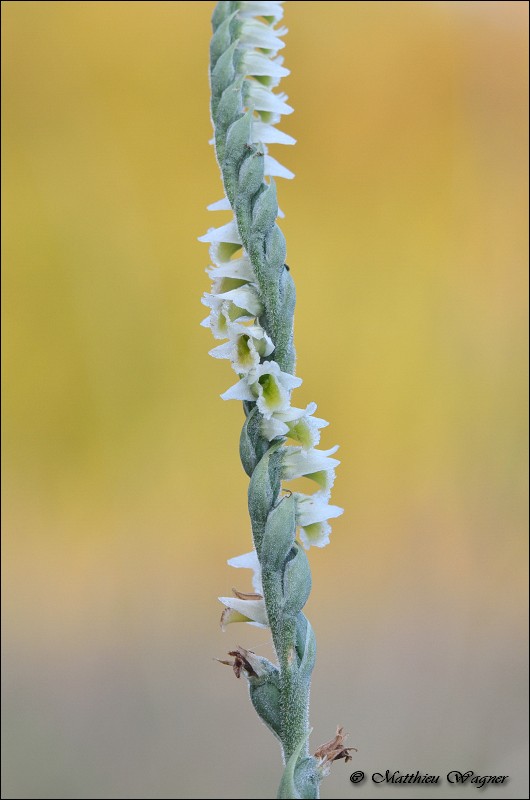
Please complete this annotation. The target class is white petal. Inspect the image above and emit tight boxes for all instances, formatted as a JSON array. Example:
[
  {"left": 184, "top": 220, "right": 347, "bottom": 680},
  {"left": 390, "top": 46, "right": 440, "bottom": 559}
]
[
  {"left": 252, "top": 122, "right": 296, "bottom": 146},
  {"left": 208, "top": 341, "right": 233, "bottom": 360},
  {"left": 207, "top": 197, "right": 231, "bottom": 211},
  {"left": 269, "top": 404, "right": 311, "bottom": 423},
  {"left": 256, "top": 329, "right": 275, "bottom": 356},
  {"left": 198, "top": 220, "right": 241, "bottom": 244},
  {"left": 207, "top": 258, "right": 255, "bottom": 282},
  {"left": 227, "top": 550, "right": 263, "bottom": 593},
  {"left": 201, "top": 292, "right": 221, "bottom": 310},
  {"left": 221, "top": 377, "right": 256, "bottom": 402},
  {"left": 227, "top": 551, "right": 259, "bottom": 570},
  {"left": 261, "top": 416, "right": 290, "bottom": 440},
  {"left": 253, "top": 361, "right": 302, "bottom": 390},
  {"left": 264, "top": 155, "right": 294, "bottom": 180},
  {"left": 244, "top": 51, "right": 290, "bottom": 78},
  {"left": 217, "top": 285, "right": 263, "bottom": 316}
]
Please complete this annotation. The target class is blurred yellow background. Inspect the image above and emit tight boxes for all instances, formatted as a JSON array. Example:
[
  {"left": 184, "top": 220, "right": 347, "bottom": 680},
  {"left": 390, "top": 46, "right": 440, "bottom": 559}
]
[{"left": 2, "top": 2, "right": 528, "bottom": 798}]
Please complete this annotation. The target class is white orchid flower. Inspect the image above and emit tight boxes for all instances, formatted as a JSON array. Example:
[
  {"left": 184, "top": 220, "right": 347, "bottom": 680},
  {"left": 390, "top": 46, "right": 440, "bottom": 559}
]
[
  {"left": 219, "top": 592, "right": 269, "bottom": 629},
  {"left": 282, "top": 445, "right": 340, "bottom": 481},
  {"left": 219, "top": 550, "right": 267, "bottom": 628},
  {"left": 295, "top": 492, "right": 344, "bottom": 550},
  {"left": 201, "top": 295, "right": 253, "bottom": 340},
  {"left": 221, "top": 360, "right": 302, "bottom": 418},
  {"left": 207, "top": 256, "right": 255, "bottom": 283},
  {"left": 261, "top": 401, "right": 329, "bottom": 448},
  {"left": 210, "top": 325, "right": 274, "bottom": 375}
]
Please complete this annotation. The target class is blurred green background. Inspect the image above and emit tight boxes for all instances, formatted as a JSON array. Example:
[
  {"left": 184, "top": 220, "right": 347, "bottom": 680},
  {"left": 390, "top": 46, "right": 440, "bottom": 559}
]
[{"left": 2, "top": 2, "right": 528, "bottom": 798}]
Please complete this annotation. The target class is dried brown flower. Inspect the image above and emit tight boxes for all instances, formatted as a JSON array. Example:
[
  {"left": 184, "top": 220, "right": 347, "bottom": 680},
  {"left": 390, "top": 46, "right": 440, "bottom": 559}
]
[
  {"left": 314, "top": 726, "right": 356, "bottom": 767},
  {"left": 216, "top": 646, "right": 260, "bottom": 679}
]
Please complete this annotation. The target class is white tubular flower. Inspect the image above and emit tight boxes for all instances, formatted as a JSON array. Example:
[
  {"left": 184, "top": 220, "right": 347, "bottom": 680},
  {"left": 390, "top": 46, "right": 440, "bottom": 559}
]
[
  {"left": 251, "top": 121, "right": 296, "bottom": 146},
  {"left": 219, "top": 590, "right": 268, "bottom": 629},
  {"left": 219, "top": 549, "right": 267, "bottom": 629},
  {"left": 282, "top": 445, "right": 340, "bottom": 482},
  {"left": 261, "top": 402, "right": 329, "bottom": 448},
  {"left": 200, "top": 301, "right": 235, "bottom": 340},
  {"left": 306, "top": 468, "right": 337, "bottom": 494},
  {"left": 212, "top": 285, "right": 263, "bottom": 317},
  {"left": 252, "top": 362, "right": 302, "bottom": 417},
  {"left": 245, "top": 83, "right": 293, "bottom": 117},
  {"left": 201, "top": 291, "right": 257, "bottom": 340},
  {"left": 295, "top": 492, "right": 344, "bottom": 550},
  {"left": 299, "top": 520, "right": 331, "bottom": 550},
  {"left": 239, "top": 20, "right": 286, "bottom": 51},
  {"left": 219, "top": 596, "right": 268, "bottom": 629},
  {"left": 243, "top": 51, "right": 290, "bottom": 79},
  {"left": 206, "top": 241, "right": 256, "bottom": 283},
  {"left": 210, "top": 325, "right": 274, "bottom": 375},
  {"left": 201, "top": 280, "right": 263, "bottom": 340},
  {"left": 221, "top": 361, "right": 302, "bottom": 417},
  {"left": 264, "top": 154, "right": 294, "bottom": 180}
]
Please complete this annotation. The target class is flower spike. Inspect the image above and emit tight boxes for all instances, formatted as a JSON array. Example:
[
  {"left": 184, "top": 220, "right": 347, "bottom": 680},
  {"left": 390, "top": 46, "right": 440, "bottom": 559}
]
[{"left": 201, "top": 3, "right": 346, "bottom": 795}]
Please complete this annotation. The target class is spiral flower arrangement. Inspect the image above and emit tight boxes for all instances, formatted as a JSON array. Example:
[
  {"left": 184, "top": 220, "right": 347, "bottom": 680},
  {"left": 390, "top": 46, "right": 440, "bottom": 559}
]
[{"left": 199, "top": 3, "right": 351, "bottom": 796}]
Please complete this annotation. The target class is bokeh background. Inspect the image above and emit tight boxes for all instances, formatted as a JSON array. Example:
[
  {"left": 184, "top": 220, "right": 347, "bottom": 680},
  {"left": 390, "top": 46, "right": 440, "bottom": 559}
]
[{"left": 2, "top": 1, "right": 528, "bottom": 798}]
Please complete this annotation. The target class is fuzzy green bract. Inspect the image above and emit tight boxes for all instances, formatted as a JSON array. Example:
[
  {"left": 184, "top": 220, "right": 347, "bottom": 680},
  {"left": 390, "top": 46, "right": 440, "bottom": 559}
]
[{"left": 199, "top": 2, "right": 344, "bottom": 797}]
